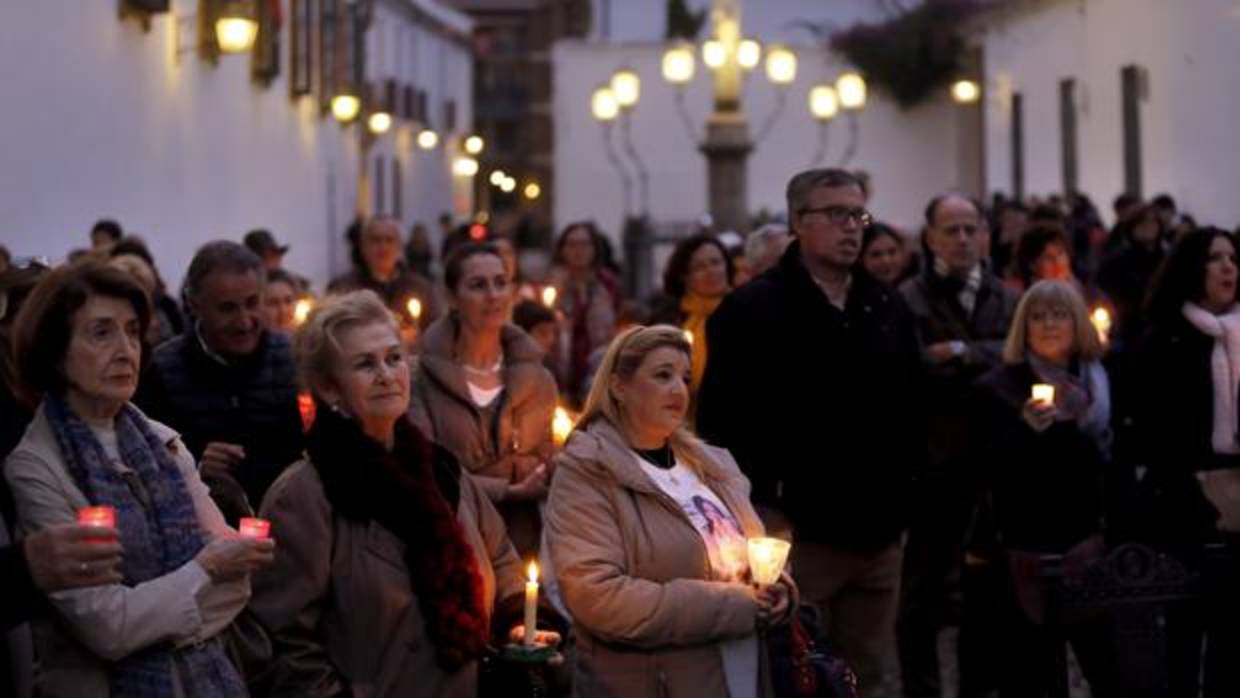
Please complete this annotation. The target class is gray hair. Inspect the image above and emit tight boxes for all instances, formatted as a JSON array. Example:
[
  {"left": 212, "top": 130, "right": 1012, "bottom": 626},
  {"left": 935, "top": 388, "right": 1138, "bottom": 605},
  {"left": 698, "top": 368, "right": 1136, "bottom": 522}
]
[
  {"left": 183, "top": 240, "right": 265, "bottom": 301},
  {"left": 785, "top": 168, "right": 863, "bottom": 223},
  {"left": 745, "top": 223, "right": 789, "bottom": 263}
]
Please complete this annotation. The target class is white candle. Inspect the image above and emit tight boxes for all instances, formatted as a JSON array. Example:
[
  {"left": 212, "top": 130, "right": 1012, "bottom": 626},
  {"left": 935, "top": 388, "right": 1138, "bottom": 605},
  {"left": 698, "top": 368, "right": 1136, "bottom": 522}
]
[
  {"left": 1032, "top": 383, "right": 1055, "bottom": 407},
  {"left": 523, "top": 561, "right": 539, "bottom": 646},
  {"left": 1090, "top": 307, "right": 1112, "bottom": 344},
  {"left": 747, "top": 537, "right": 792, "bottom": 588},
  {"left": 541, "top": 286, "right": 557, "bottom": 308},
  {"left": 238, "top": 517, "right": 271, "bottom": 539}
]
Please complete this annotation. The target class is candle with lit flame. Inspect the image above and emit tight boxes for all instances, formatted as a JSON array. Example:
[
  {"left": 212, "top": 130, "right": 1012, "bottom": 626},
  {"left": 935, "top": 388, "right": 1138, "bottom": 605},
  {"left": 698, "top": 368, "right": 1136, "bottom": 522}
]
[
  {"left": 523, "top": 561, "right": 539, "bottom": 646},
  {"left": 1031, "top": 383, "right": 1055, "bottom": 407},
  {"left": 552, "top": 406, "right": 574, "bottom": 447},
  {"left": 747, "top": 537, "right": 791, "bottom": 588},
  {"left": 78, "top": 506, "right": 116, "bottom": 530},
  {"left": 1090, "top": 307, "right": 1112, "bottom": 344},
  {"left": 293, "top": 297, "right": 314, "bottom": 326},
  {"left": 407, "top": 297, "right": 423, "bottom": 322},
  {"left": 298, "top": 391, "right": 316, "bottom": 432},
  {"left": 683, "top": 330, "right": 694, "bottom": 346},
  {"left": 541, "top": 286, "right": 557, "bottom": 308},
  {"left": 238, "top": 517, "right": 271, "bottom": 539}
]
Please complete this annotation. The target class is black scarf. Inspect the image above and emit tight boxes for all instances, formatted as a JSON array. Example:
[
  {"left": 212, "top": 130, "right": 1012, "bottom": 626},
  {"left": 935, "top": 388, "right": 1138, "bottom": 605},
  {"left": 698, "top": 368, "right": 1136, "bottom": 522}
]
[{"left": 305, "top": 405, "right": 489, "bottom": 670}]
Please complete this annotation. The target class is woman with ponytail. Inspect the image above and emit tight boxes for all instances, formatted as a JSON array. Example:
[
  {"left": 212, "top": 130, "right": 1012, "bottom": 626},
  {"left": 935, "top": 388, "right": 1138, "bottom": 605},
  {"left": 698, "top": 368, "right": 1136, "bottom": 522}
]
[{"left": 544, "top": 325, "right": 795, "bottom": 698}]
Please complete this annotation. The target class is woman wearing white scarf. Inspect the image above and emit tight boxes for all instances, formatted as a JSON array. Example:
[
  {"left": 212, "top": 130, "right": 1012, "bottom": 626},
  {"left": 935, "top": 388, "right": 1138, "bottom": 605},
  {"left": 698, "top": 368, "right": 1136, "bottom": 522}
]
[{"left": 1138, "top": 227, "right": 1240, "bottom": 696}]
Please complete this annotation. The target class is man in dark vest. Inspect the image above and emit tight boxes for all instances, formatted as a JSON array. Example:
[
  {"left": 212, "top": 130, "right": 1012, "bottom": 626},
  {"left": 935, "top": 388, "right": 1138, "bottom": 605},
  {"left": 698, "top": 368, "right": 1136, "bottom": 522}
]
[{"left": 137, "top": 241, "right": 303, "bottom": 521}]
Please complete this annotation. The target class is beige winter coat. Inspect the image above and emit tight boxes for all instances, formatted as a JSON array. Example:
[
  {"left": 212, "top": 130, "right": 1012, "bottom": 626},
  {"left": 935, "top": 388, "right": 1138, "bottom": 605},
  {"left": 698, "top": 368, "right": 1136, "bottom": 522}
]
[
  {"left": 409, "top": 318, "right": 558, "bottom": 554},
  {"left": 544, "top": 419, "right": 775, "bottom": 698},
  {"left": 3, "top": 403, "right": 249, "bottom": 698},
  {"left": 248, "top": 458, "right": 526, "bottom": 698}
]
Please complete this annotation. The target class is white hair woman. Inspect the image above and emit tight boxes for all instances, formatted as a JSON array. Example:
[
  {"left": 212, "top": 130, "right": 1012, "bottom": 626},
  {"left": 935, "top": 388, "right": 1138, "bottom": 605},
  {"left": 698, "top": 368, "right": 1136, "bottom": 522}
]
[
  {"left": 544, "top": 324, "right": 794, "bottom": 697},
  {"left": 249, "top": 290, "right": 561, "bottom": 697}
]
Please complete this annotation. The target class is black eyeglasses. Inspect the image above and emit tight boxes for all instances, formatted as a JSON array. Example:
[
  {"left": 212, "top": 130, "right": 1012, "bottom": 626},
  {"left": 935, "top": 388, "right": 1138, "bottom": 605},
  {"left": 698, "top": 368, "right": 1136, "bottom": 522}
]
[{"left": 799, "top": 206, "right": 872, "bottom": 228}]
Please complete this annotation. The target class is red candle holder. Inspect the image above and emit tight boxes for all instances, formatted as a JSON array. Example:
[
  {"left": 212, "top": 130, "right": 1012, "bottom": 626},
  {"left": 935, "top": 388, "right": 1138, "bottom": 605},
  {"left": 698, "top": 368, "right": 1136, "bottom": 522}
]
[
  {"left": 77, "top": 506, "right": 116, "bottom": 529},
  {"left": 238, "top": 517, "right": 271, "bottom": 539}
]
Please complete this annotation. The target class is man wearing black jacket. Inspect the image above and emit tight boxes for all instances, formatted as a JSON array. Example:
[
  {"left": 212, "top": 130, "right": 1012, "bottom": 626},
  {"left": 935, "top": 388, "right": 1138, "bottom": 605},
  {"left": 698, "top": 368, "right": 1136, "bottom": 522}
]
[{"left": 697, "top": 168, "right": 921, "bottom": 697}]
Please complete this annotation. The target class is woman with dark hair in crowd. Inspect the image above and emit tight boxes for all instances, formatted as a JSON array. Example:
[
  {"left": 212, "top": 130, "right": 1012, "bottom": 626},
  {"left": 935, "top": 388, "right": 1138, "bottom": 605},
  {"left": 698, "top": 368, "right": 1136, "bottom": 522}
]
[
  {"left": 861, "top": 222, "right": 912, "bottom": 289},
  {"left": 408, "top": 243, "right": 559, "bottom": 556},
  {"left": 261, "top": 268, "right": 301, "bottom": 334},
  {"left": 548, "top": 222, "right": 622, "bottom": 405},
  {"left": 250, "top": 290, "right": 561, "bottom": 697},
  {"left": 1136, "top": 227, "right": 1240, "bottom": 696},
  {"left": 108, "top": 236, "right": 185, "bottom": 345},
  {"left": 1098, "top": 203, "right": 1167, "bottom": 350},
  {"left": 1013, "top": 224, "right": 1115, "bottom": 326},
  {"left": 649, "top": 234, "right": 734, "bottom": 406},
  {"left": 5, "top": 261, "right": 273, "bottom": 697},
  {"left": 545, "top": 325, "right": 794, "bottom": 698},
  {"left": 973, "top": 279, "right": 1116, "bottom": 697}
]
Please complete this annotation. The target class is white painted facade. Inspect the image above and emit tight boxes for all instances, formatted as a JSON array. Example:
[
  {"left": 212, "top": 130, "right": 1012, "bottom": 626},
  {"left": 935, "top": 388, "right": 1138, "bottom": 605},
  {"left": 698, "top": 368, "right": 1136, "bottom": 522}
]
[
  {"left": 978, "top": 0, "right": 1240, "bottom": 228},
  {"left": 552, "top": 39, "right": 972, "bottom": 241},
  {"left": 0, "top": 0, "right": 472, "bottom": 290}
]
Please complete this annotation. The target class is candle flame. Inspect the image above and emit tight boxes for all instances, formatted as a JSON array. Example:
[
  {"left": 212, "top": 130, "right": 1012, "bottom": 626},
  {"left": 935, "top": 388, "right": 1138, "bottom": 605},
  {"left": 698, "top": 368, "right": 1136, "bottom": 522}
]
[
  {"left": 527, "top": 561, "right": 539, "bottom": 583},
  {"left": 407, "top": 297, "right": 423, "bottom": 320},
  {"left": 1032, "top": 383, "right": 1056, "bottom": 406},
  {"left": 552, "top": 406, "right": 574, "bottom": 446},
  {"left": 293, "top": 298, "right": 314, "bottom": 326},
  {"left": 541, "top": 286, "right": 557, "bottom": 308},
  {"left": 1090, "top": 307, "right": 1111, "bottom": 342},
  {"left": 683, "top": 330, "right": 694, "bottom": 346}
]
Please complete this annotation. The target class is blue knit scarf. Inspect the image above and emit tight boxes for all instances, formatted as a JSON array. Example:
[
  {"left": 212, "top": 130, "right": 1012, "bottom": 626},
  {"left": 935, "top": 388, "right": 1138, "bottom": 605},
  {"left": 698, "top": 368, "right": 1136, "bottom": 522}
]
[{"left": 44, "top": 395, "right": 247, "bottom": 698}]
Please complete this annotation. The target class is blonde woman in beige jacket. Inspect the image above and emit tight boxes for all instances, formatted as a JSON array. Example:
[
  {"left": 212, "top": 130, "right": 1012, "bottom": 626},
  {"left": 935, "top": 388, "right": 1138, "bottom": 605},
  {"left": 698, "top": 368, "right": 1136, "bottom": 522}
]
[{"left": 544, "top": 325, "right": 795, "bottom": 698}]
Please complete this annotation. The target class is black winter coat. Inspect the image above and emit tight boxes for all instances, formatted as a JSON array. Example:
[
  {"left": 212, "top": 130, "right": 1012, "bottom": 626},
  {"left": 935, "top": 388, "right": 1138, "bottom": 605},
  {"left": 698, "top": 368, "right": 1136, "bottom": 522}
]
[
  {"left": 135, "top": 330, "right": 304, "bottom": 513},
  {"left": 696, "top": 242, "right": 922, "bottom": 552},
  {"left": 973, "top": 363, "right": 1108, "bottom": 553},
  {"left": 899, "top": 267, "right": 1018, "bottom": 472},
  {"left": 1133, "top": 315, "right": 1234, "bottom": 548}
]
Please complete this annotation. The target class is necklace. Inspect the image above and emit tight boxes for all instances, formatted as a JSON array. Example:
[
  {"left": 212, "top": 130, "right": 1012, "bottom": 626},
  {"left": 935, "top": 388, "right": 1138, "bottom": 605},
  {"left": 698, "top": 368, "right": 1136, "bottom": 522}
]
[{"left": 462, "top": 352, "right": 503, "bottom": 376}]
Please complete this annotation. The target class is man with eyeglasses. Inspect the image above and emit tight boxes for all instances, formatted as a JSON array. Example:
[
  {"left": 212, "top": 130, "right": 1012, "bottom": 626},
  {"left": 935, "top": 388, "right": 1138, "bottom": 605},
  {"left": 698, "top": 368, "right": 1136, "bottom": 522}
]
[
  {"left": 697, "top": 168, "right": 921, "bottom": 697},
  {"left": 895, "top": 192, "right": 1017, "bottom": 698}
]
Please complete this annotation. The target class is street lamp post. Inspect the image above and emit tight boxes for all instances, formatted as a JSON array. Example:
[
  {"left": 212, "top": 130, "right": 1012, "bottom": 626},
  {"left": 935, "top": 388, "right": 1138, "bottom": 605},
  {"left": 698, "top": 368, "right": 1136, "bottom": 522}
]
[{"left": 699, "top": 0, "right": 750, "bottom": 232}]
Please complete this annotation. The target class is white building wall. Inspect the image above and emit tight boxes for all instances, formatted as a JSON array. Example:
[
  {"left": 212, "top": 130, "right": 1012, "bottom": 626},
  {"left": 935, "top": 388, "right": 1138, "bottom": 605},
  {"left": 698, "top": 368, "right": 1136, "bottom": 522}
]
[
  {"left": 0, "top": 0, "right": 472, "bottom": 290},
  {"left": 553, "top": 40, "right": 967, "bottom": 245},
  {"left": 981, "top": 0, "right": 1240, "bottom": 228}
]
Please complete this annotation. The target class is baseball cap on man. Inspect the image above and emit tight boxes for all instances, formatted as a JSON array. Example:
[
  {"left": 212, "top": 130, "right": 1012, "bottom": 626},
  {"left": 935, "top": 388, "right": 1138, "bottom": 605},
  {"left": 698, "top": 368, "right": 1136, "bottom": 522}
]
[{"left": 243, "top": 229, "right": 289, "bottom": 257}]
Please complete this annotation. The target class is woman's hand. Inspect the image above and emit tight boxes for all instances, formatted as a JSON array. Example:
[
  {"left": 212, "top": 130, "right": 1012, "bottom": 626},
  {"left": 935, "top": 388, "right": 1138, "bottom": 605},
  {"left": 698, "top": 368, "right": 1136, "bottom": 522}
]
[
  {"left": 1021, "top": 397, "right": 1056, "bottom": 433},
  {"left": 24, "top": 524, "right": 124, "bottom": 592},
  {"left": 506, "top": 464, "right": 549, "bottom": 501},
  {"left": 755, "top": 580, "right": 794, "bottom": 630},
  {"left": 506, "top": 627, "right": 566, "bottom": 665},
  {"left": 195, "top": 536, "right": 276, "bottom": 582}
]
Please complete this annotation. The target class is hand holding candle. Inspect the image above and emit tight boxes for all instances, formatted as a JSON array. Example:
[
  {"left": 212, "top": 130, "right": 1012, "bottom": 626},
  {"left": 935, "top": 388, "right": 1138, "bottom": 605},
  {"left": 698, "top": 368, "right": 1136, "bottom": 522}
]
[
  {"left": 523, "top": 561, "right": 539, "bottom": 646},
  {"left": 747, "top": 537, "right": 792, "bottom": 588}
]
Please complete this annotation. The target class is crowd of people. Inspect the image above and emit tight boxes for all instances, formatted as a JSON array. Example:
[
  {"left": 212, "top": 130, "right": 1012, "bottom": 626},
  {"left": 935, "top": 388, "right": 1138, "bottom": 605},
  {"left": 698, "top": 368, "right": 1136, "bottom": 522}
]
[{"left": 1, "top": 168, "right": 1239, "bottom": 698}]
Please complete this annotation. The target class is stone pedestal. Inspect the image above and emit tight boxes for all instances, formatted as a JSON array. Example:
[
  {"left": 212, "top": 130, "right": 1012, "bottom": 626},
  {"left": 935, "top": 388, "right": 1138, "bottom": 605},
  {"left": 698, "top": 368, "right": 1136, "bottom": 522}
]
[{"left": 699, "top": 111, "right": 752, "bottom": 232}]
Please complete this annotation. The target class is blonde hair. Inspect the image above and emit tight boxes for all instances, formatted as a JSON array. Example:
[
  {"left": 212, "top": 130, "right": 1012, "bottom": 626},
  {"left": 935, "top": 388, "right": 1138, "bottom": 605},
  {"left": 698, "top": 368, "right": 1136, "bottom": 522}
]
[
  {"left": 1002, "top": 279, "right": 1104, "bottom": 364},
  {"left": 295, "top": 289, "right": 400, "bottom": 396},
  {"left": 578, "top": 325, "right": 716, "bottom": 479}
]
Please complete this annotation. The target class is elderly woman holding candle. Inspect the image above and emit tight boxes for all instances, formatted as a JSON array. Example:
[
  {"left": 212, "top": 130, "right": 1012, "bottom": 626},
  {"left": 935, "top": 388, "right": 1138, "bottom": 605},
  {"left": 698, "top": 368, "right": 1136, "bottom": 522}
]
[
  {"left": 408, "top": 242, "right": 559, "bottom": 557},
  {"left": 544, "top": 325, "right": 795, "bottom": 698},
  {"left": 972, "top": 279, "right": 1116, "bottom": 696},
  {"left": 3, "top": 261, "right": 274, "bottom": 698},
  {"left": 249, "top": 290, "right": 561, "bottom": 698},
  {"left": 1137, "top": 227, "right": 1240, "bottom": 695}
]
